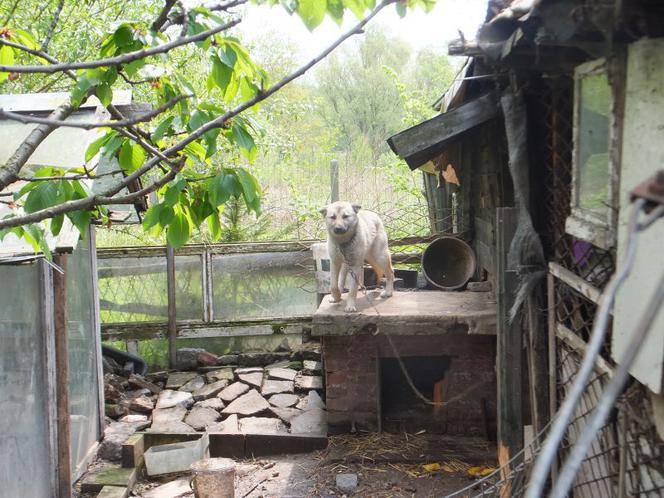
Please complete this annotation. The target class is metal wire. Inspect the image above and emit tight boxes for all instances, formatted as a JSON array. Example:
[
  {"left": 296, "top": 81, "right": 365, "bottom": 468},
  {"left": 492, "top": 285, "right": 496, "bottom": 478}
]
[
  {"left": 526, "top": 198, "right": 647, "bottom": 498},
  {"left": 551, "top": 272, "right": 664, "bottom": 498}
]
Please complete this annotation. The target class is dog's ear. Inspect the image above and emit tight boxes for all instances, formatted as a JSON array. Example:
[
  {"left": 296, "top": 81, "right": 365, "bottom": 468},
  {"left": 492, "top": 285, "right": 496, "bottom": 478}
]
[
  {"left": 352, "top": 204, "right": 361, "bottom": 213},
  {"left": 319, "top": 207, "right": 327, "bottom": 217}
]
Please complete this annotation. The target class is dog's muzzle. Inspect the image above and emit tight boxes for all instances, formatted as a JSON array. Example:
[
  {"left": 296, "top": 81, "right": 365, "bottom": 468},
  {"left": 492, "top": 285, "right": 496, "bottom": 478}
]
[{"left": 333, "top": 227, "right": 347, "bottom": 234}]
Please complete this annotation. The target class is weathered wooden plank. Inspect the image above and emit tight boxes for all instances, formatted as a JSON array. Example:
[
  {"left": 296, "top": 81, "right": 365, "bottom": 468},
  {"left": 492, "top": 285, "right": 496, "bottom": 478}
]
[
  {"left": 526, "top": 296, "right": 548, "bottom": 436},
  {"left": 53, "top": 253, "right": 72, "bottom": 498},
  {"left": 556, "top": 322, "right": 614, "bottom": 377},
  {"left": 387, "top": 92, "right": 499, "bottom": 170},
  {"left": 548, "top": 261, "right": 601, "bottom": 304},
  {"left": 495, "top": 207, "right": 522, "bottom": 484}
]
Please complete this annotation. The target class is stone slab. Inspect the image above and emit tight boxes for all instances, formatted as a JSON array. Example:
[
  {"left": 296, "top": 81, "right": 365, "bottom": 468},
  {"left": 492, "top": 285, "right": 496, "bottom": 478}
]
[
  {"left": 205, "top": 368, "right": 235, "bottom": 383},
  {"left": 239, "top": 416, "right": 288, "bottom": 435},
  {"left": 269, "top": 393, "right": 300, "bottom": 408},
  {"left": 142, "top": 477, "right": 192, "bottom": 498},
  {"left": 152, "top": 406, "right": 187, "bottom": 425},
  {"left": 218, "top": 381, "right": 250, "bottom": 403},
  {"left": 195, "top": 398, "right": 224, "bottom": 410},
  {"left": 237, "top": 371, "right": 263, "bottom": 388},
  {"left": 270, "top": 407, "right": 303, "bottom": 424},
  {"left": 221, "top": 389, "right": 270, "bottom": 416},
  {"left": 155, "top": 390, "right": 194, "bottom": 409},
  {"left": 294, "top": 376, "right": 323, "bottom": 391},
  {"left": 128, "top": 395, "right": 154, "bottom": 413},
  {"left": 312, "top": 290, "right": 497, "bottom": 336},
  {"left": 99, "top": 422, "right": 147, "bottom": 462},
  {"left": 192, "top": 379, "right": 229, "bottom": 401},
  {"left": 80, "top": 464, "right": 137, "bottom": 493},
  {"left": 185, "top": 406, "right": 221, "bottom": 430},
  {"left": 178, "top": 375, "right": 205, "bottom": 393},
  {"left": 128, "top": 374, "right": 161, "bottom": 395},
  {"left": 296, "top": 390, "right": 326, "bottom": 410},
  {"left": 302, "top": 360, "right": 322, "bottom": 374},
  {"left": 165, "top": 372, "right": 199, "bottom": 390},
  {"left": 267, "top": 367, "right": 297, "bottom": 381},
  {"left": 96, "top": 486, "right": 129, "bottom": 498},
  {"left": 261, "top": 380, "right": 294, "bottom": 396},
  {"left": 146, "top": 420, "right": 196, "bottom": 433},
  {"left": 207, "top": 413, "right": 240, "bottom": 434},
  {"left": 290, "top": 408, "right": 327, "bottom": 435},
  {"left": 235, "top": 367, "right": 263, "bottom": 374}
]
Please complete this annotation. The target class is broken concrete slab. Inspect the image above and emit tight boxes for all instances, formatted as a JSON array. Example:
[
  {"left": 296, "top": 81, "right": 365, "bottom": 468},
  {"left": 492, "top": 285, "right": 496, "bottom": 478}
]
[
  {"left": 178, "top": 375, "right": 205, "bottom": 393},
  {"left": 207, "top": 413, "right": 239, "bottom": 434},
  {"left": 98, "top": 421, "right": 148, "bottom": 462},
  {"left": 218, "top": 381, "right": 250, "bottom": 403},
  {"left": 302, "top": 360, "right": 322, "bottom": 374},
  {"left": 119, "top": 414, "right": 149, "bottom": 424},
  {"left": 95, "top": 486, "right": 128, "bottom": 498},
  {"left": 185, "top": 406, "right": 221, "bottom": 431},
  {"left": 269, "top": 393, "right": 299, "bottom": 408},
  {"left": 147, "top": 420, "right": 196, "bottom": 433},
  {"left": 267, "top": 367, "right": 297, "bottom": 381},
  {"left": 237, "top": 371, "right": 263, "bottom": 388},
  {"left": 262, "top": 380, "right": 294, "bottom": 396},
  {"left": 80, "top": 463, "right": 137, "bottom": 493},
  {"left": 296, "top": 390, "right": 326, "bottom": 411},
  {"left": 192, "top": 379, "right": 229, "bottom": 401},
  {"left": 222, "top": 389, "right": 270, "bottom": 416},
  {"left": 128, "top": 395, "right": 154, "bottom": 414},
  {"left": 155, "top": 390, "right": 194, "bottom": 409},
  {"left": 240, "top": 416, "right": 288, "bottom": 434},
  {"left": 205, "top": 368, "right": 235, "bottom": 383},
  {"left": 165, "top": 372, "right": 199, "bottom": 390},
  {"left": 152, "top": 406, "right": 187, "bottom": 425},
  {"left": 127, "top": 374, "right": 161, "bottom": 395},
  {"left": 270, "top": 407, "right": 303, "bottom": 424},
  {"left": 294, "top": 375, "right": 323, "bottom": 391},
  {"left": 290, "top": 408, "right": 327, "bottom": 435},
  {"left": 195, "top": 397, "right": 224, "bottom": 410},
  {"left": 235, "top": 366, "right": 263, "bottom": 375},
  {"left": 142, "top": 477, "right": 192, "bottom": 498}
]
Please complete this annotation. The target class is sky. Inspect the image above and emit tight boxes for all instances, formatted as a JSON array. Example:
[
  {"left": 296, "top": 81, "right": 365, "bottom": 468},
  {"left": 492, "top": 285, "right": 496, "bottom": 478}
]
[{"left": 237, "top": 0, "right": 488, "bottom": 61}]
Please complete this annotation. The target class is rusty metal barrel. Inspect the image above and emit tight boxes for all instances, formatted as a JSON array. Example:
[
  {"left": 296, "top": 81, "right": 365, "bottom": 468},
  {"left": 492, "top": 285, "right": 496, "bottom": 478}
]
[{"left": 421, "top": 236, "right": 476, "bottom": 291}]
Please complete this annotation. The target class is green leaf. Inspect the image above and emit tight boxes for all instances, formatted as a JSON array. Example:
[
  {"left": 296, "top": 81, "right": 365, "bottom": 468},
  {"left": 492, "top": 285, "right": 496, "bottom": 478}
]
[
  {"left": 71, "top": 73, "right": 92, "bottom": 107},
  {"left": 207, "top": 173, "right": 238, "bottom": 206},
  {"left": 231, "top": 122, "right": 256, "bottom": 162},
  {"left": 235, "top": 168, "right": 261, "bottom": 203},
  {"left": 210, "top": 55, "right": 233, "bottom": 92},
  {"left": 0, "top": 45, "right": 15, "bottom": 83},
  {"left": 206, "top": 210, "right": 222, "bottom": 241},
  {"left": 159, "top": 204, "right": 174, "bottom": 226},
  {"left": 396, "top": 1, "right": 407, "bottom": 17},
  {"left": 142, "top": 203, "right": 163, "bottom": 230},
  {"left": 96, "top": 83, "right": 113, "bottom": 106},
  {"left": 327, "top": 0, "right": 345, "bottom": 23},
  {"left": 118, "top": 141, "right": 146, "bottom": 173},
  {"left": 13, "top": 28, "right": 38, "bottom": 50},
  {"left": 218, "top": 45, "right": 237, "bottom": 68},
  {"left": 85, "top": 130, "right": 114, "bottom": 162},
  {"left": 166, "top": 208, "right": 191, "bottom": 249},
  {"left": 183, "top": 141, "right": 207, "bottom": 162},
  {"left": 113, "top": 24, "right": 134, "bottom": 48},
  {"left": 51, "top": 214, "right": 64, "bottom": 236},
  {"left": 24, "top": 182, "right": 60, "bottom": 213},
  {"left": 342, "top": 0, "right": 366, "bottom": 18},
  {"left": 67, "top": 210, "right": 92, "bottom": 235},
  {"left": 151, "top": 115, "right": 175, "bottom": 142},
  {"left": 124, "top": 58, "right": 146, "bottom": 77},
  {"left": 297, "top": 0, "right": 327, "bottom": 29}
]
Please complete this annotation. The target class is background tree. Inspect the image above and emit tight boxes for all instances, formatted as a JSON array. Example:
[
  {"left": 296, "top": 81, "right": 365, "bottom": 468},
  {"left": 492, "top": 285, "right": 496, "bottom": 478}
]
[{"left": 0, "top": 0, "right": 436, "bottom": 252}]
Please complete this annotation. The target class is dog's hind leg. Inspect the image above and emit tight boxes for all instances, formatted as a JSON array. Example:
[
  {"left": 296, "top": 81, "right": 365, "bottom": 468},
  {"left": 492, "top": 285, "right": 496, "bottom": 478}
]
[
  {"left": 329, "top": 255, "right": 343, "bottom": 303},
  {"left": 376, "top": 252, "right": 394, "bottom": 298}
]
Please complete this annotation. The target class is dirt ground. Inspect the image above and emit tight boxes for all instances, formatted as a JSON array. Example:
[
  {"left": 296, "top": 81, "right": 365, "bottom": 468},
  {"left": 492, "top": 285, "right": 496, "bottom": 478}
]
[{"left": 133, "top": 432, "right": 496, "bottom": 497}]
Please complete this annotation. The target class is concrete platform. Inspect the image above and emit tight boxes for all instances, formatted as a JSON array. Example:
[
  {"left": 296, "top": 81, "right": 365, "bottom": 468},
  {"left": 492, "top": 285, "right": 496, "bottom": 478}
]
[{"left": 313, "top": 290, "right": 496, "bottom": 336}]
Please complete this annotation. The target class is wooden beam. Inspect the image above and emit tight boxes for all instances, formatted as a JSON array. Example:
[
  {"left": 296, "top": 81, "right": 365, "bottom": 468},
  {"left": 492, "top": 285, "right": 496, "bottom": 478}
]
[
  {"left": 555, "top": 322, "right": 614, "bottom": 377},
  {"left": 166, "top": 243, "right": 177, "bottom": 368},
  {"left": 548, "top": 261, "right": 601, "bottom": 304},
  {"left": 53, "top": 253, "right": 72, "bottom": 498},
  {"left": 495, "top": 207, "right": 522, "bottom": 487},
  {"left": 387, "top": 92, "right": 499, "bottom": 170}
]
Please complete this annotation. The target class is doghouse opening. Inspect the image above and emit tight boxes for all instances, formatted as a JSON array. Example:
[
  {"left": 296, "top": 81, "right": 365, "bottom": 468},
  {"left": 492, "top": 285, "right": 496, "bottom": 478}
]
[{"left": 380, "top": 356, "right": 452, "bottom": 433}]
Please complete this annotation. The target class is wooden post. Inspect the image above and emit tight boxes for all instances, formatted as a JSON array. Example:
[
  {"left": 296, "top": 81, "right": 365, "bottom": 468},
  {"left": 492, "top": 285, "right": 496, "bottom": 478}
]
[
  {"left": 53, "top": 253, "right": 72, "bottom": 498},
  {"left": 166, "top": 243, "right": 177, "bottom": 368},
  {"left": 330, "top": 159, "right": 339, "bottom": 202},
  {"left": 495, "top": 207, "right": 522, "bottom": 491},
  {"left": 526, "top": 294, "right": 549, "bottom": 436}
]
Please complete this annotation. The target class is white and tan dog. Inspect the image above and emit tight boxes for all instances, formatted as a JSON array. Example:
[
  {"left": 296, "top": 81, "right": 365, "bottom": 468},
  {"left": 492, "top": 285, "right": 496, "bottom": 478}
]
[{"left": 320, "top": 201, "right": 394, "bottom": 312}]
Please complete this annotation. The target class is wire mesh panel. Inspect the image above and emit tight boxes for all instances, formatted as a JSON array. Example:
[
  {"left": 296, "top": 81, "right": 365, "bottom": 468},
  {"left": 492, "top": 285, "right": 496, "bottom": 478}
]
[
  {"left": 0, "top": 262, "right": 53, "bottom": 497},
  {"left": 67, "top": 240, "right": 101, "bottom": 475},
  {"left": 211, "top": 251, "right": 316, "bottom": 321}
]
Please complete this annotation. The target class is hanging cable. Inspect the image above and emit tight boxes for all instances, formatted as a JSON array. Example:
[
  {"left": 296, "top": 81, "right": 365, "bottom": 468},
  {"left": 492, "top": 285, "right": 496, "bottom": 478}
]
[
  {"left": 550, "top": 272, "right": 664, "bottom": 498},
  {"left": 525, "top": 198, "right": 647, "bottom": 498}
]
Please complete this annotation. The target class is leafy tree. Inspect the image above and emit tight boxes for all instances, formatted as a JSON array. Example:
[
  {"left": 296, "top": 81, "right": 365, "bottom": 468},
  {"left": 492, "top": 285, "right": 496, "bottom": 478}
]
[{"left": 0, "top": 0, "right": 436, "bottom": 251}]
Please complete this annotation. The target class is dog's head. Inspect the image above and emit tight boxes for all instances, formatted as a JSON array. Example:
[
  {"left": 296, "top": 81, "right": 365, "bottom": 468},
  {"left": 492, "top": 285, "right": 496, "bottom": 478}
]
[{"left": 320, "top": 201, "right": 361, "bottom": 237}]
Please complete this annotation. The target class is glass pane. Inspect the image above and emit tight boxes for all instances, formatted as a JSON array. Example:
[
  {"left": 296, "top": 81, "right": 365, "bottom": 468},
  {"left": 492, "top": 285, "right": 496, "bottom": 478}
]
[
  {"left": 98, "top": 256, "right": 168, "bottom": 322},
  {"left": 212, "top": 251, "right": 317, "bottom": 321},
  {"left": 175, "top": 255, "right": 203, "bottom": 321},
  {"left": 67, "top": 240, "right": 101, "bottom": 473},
  {"left": 0, "top": 263, "right": 52, "bottom": 497},
  {"left": 578, "top": 71, "right": 610, "bottom": 215}
]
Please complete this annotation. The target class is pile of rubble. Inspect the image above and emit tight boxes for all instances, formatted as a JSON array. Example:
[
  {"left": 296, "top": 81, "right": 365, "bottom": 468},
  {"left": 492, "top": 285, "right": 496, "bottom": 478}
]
[{"left": 101, "top": 346, "right": 326, "bottom": 461}]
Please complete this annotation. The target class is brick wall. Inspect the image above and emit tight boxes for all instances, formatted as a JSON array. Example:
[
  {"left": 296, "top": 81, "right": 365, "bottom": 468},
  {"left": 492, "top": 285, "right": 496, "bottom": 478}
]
[{"left": 322, "top": 332, "right": 497, "bottom": 436}]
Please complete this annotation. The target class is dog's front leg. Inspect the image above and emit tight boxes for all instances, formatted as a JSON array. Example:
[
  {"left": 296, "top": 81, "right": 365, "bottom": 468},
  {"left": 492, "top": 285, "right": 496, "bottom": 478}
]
[
  {"left": 345, "top": 264, "right": 363, "bottom": 312},
  {"left": 329, "top": 256, "right": 343, "bottom": 303}
]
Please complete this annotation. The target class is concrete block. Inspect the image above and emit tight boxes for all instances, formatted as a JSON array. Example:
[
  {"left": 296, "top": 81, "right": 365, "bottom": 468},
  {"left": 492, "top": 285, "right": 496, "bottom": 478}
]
[{"left": 144, "top": 433, "right": 210, "bottom": 476}]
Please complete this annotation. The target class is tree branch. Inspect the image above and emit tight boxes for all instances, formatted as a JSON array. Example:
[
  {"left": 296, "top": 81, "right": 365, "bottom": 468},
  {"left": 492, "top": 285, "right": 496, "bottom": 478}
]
[
  {"left": 151, "top": 0, "right": 178, "bottom": 32},
  {"left": 0, "top": 103, "right": 75, "bottom": 190},
  {"left": 0, "top": 18, "right": 241, "bottom": 74},
  {"left": 0, "top": 38, "right": 76, "bottom": 79},
  {"left": 40, "top": 0, "right": 66, "bottom": 52},
  {"left": 0, "top": 95, "right": 187, "bottom": 130}
]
